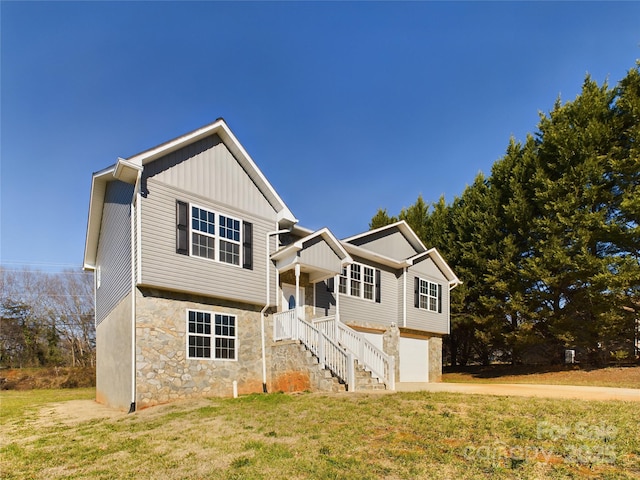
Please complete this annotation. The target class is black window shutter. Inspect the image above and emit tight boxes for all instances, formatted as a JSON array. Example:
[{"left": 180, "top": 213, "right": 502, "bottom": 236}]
[
  {"left": 438, "top": 284, "right": 443, "bottom": 313},
  {"left": 242, "top": 221, "right": 253, "bottom": 270},
  {"left": 414, "top": 276, "right": 420, "bottom": 308},
  {"left": 375, "top": 269, "right": 381, "bottom": 303},
  {"left": 176, "top": 200, "right": 188, "bottom": 255},
  {"left": 327, "top": 277, "right": 335, "bottom": 293}
]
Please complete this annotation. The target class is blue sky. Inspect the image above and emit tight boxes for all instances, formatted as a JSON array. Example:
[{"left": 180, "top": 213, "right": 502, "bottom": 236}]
[{"left": 2, "top": 1, "right": 639, "bottom": 271}]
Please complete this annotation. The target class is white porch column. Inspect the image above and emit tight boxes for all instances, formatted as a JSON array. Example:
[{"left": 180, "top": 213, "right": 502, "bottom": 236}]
[
  {"left": 334, "top": 273, "right": 340, "bottom": 338},
  {"left": 295, "top": 263, "right": 301, "bottom": 319}
]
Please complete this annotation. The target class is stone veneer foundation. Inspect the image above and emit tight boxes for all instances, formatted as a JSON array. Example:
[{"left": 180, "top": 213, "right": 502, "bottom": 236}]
[
  {"left": 122, "top": 283, "right": 442, "bottom": 409},
  {"left": 135, "top": 288, "right": 268, "bottom": 409}
]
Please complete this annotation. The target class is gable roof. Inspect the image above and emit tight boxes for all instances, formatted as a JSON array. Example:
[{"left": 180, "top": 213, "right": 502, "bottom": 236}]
[
  {"left": 84, "top": 118, "right": 298, "bottom": 269},
  {"left": 342, "top": 221, "right": 461, "bottom": 287},
  {"left": 343, "top": 220, "right": 427, "bottom": 253},
  {"left": 271, "top": 228, "right": 353, "bottom": 283},
  {"left": 271, "top": 227, "right": 351, "bottom": 264},
  {"left": 409, "top": 248, "right": 461, "bottom": 287}
]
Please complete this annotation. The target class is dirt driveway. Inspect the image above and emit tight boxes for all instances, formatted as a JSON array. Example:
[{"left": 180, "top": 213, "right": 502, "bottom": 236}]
[{"left": 395, "top": 382, "right": 640, "bottom": 401}]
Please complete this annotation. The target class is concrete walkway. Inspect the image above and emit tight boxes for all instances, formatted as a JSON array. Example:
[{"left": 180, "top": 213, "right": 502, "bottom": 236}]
[{"left": 395, "top": 382, "right": 640, "bottom": 402}]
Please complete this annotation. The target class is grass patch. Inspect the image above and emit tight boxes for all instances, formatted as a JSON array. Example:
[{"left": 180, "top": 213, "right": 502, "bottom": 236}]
[
  {"left": 1, "top": 389, "right": 639, "bottom": 479},
  {"left": 0, "top": 388, "right": 95, "bottom": 420}
]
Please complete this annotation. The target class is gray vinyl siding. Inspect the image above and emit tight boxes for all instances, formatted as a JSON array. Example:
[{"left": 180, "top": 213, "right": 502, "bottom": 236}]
[
  {"left": 348, "top": 229, "right": 418, "bottom": 260},
  {"left": 140, "top": 178, "right": 277, "bottom": 306},
  {"left": 142, "top": 134, "right": 276, "bottom": 219},
  {"left": 95, "top": 181, "right": 134, "bottom": 325},
  {"left": 338, "top": 258, "right": 398, "bottom": 329},
  {"left": 405, "top": 257, "right": 449, "bottom": 334},
  {"left": 299, "top": 236, "right": 343, "bottom": 274}
]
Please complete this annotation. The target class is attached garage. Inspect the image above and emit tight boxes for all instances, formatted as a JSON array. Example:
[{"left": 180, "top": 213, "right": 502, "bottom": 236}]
[{"left": 399, "top": 336, "right": 429, "bottom": 382}]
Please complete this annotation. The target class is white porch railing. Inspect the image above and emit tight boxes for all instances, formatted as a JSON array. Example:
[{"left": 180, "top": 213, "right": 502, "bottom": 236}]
[
  {"left": 273, "top": 309, "right": 396, "bottom": 391},
  {"left": 336, "top": 322, "right": 395, "bottom": 391},
  {"left": 273, "top": 308, "right": 297, "bottom": 341},
  {"left": 274, "top": 309, "right": 355, "bottom": 390}
]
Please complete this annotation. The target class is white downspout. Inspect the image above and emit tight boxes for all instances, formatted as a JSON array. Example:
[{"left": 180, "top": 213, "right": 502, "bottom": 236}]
[
  {"left": 334, "top": 273, "right": 340, "bottom": 338},
  {"left": 402, "top": 267, "right": 407, "bottom": 328},
  {"left": 261, "top": 227, "right": 291, "bottom": 393},
  {"left": 295, "top": 263, "right": 301, "bottom": 318},
  {"left": 128, "top": 171, "right": 142, "bottom": 413}
]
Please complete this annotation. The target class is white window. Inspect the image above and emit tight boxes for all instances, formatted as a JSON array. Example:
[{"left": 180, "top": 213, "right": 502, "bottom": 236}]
[
  {"left": 339, "top": 267, "right": 348, "bottom": 294},
  {"left": 218, "top": 215, "right": 241, "bottom": 266},
  {"left": 191, "top": 206, "right": 215, "bottom": 260},
  {"left": 187, "top": 310, "right": 237, "bottom": 360},
  {"left": 190, "top": 205, "right": 241, "bottom": 266},
  {"left": 350, "top": 264, "right": 361, "bottom": 297},
  {"left": 418, "top": 278, "right": 440, "bottom": 312},
  {"left": 339, "top": 263, "right": 378, "bottom": 302},
  {"left": 363, "top": 266, "right": 375, "bottom": 300}
]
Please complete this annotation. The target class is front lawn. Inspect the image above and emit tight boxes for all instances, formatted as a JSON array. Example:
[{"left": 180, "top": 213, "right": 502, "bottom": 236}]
[{"left": 1, "top": 388, "right": 638, "bottom": 479}]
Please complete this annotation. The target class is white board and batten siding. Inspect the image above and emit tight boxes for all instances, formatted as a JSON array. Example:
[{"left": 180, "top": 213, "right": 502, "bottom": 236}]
[
  {"left": 405, "top": 256, "right": 449, "bottom": 334},
  {"left": 138, "top": 135, "right": 281, "bottom": 307},
  {"left": 95, "top": 181, "right": 134, "bottom": 325}
]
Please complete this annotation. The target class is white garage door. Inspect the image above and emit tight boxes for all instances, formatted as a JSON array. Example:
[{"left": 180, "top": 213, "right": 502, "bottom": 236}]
[{"left": 399, "top": 337, "right": 429, "bottom": 382}]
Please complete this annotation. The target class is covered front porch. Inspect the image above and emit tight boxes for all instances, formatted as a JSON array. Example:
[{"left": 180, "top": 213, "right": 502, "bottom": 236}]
[
  {"left": 271, "top": 227, "right": 350, "bottom": 321},
  {"left": 269, "top": 228, "right": 395, "bottom": 391}
]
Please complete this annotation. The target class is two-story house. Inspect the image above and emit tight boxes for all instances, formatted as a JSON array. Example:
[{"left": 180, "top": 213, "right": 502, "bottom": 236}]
[{"left": 84, "top": 118, "right": 460, "bottom": 411}]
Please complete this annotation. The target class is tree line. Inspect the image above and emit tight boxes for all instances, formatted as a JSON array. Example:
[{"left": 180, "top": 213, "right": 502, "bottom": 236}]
[
  {"left": 0, "top": 267, "right": 95, "bottom": 368},
  {"left": 371, "top": 63, "right": 640, "bottom": 366}
]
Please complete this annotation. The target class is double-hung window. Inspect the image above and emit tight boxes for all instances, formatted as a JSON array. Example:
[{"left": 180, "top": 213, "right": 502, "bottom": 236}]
[
  {"left": 338, "top": 263, "right": 380, "bottom": 303},
  {"left": 350, "top": 264, "right": 361, "bottom": 297},
  {"left": 416, "top": 277, "right": 442, "bottom": 313},
  {"left": 338, "top": 267, "right": 348, "bottom": 294},
  {"left": 363, "top": 266, "right": 375, "bottom": 300},
  {"left": 191, "top": 206, "right": 216, "bottom": 260},
  {"left": 177, "top": 201, "right": 252, "bottom": 268},
  {"left": 218, "top": 215, "right": 241, "bottom": 266},
  {"left": 187, "top": 310, "right": 237, "bottom": 360}
]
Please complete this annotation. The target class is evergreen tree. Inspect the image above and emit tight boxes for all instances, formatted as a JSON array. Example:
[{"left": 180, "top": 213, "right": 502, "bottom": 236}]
[
  {"left": 371, "top": 63, "right": 640, "bottom": 365},
  {"left": 369, "top": 208, "right": 397, "bottom": 230}
]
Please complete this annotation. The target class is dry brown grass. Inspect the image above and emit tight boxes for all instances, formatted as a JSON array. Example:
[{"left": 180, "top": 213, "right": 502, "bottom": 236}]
[
  {"left": 0, "top": 367, "right": 95, "bottom": 390},
  {"left": 443, "top": 365, "right": 640, "bottom": 389},
  {"left": 2, "top": 389, "right": 639, "bottom": 479}
]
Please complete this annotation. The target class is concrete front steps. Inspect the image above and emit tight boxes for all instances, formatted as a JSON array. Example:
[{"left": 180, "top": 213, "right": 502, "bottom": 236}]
[
  {"left": 354, "top": 363, "right": 387, "bottom": 391},
  {"left": 298, "top": 343, "right": 388, "bottom": 393}
]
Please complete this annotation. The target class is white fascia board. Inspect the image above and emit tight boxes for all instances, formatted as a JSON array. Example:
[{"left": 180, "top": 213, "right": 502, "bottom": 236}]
[
  {"left": 342, "top": 220, "right": 427, "bottom": 254},
  {"left": 299, "top": 227, "right": 351, "bottom": 261},
  {"left": 84, "top": 167, "right": 116, "bottom": 268},
  {"left": 342, "top": 243, "right": 411, "bottom": 269},
  {"left": 409, "top": 248, "right": 461, "bottom": 286},
  {"left": 291, "top": 224, "right": 314, "bottom": 236},
  {"left": 270, "top": 228, "right": 354, "bottom": 267},
  {"left": 270, "top": 244, "right": 300, "bottom": 262},
  {"left": 126, "top": 119, "right": 226, "bottom": 165}
]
